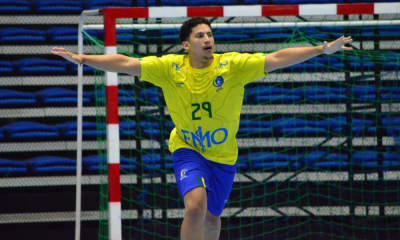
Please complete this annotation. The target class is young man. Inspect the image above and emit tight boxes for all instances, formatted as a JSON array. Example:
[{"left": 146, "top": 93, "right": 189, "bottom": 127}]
[{"left": 52, "top": 17, "right": 353, "bottom": 240}]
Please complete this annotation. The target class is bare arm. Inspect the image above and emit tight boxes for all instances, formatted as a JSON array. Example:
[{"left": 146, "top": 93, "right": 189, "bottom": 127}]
[
  {"left": 51, "top": 47, "right": 141, "bottom": 76},
  {"left": 265, "top": 36, "right": 353, "bottom": 73}
]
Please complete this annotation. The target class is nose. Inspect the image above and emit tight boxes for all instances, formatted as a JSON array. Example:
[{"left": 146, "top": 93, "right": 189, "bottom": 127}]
[{"left": 204, "top": 35, "right": 210, "bottom": 43}]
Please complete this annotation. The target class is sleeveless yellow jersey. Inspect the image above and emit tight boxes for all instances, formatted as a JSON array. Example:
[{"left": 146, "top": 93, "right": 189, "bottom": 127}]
[{"left": 139, "top": 52, "right": 267, "bottom": 165}]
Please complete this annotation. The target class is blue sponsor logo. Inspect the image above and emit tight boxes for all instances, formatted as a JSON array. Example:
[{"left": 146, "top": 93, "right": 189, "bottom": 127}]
[
  {"left": 181, "top": 126, "right": 228, "bottom": 152},
  {"left": 172, "top": 62, "right": 183, "bottom": 71},
  {"left": 215, "top": 60, "right": 228, "bottom": 70},
  {"left": 213, "top": 76, "right": 224, "bottom": 88}
]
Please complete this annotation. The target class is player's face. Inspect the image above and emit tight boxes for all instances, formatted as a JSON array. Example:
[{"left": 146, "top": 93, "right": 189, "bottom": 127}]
[{"left": 183, "top": 24, "right": 214, "bottom": 63}]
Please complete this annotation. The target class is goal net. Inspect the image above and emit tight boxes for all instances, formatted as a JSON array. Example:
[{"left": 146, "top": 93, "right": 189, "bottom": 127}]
[{"left": 77, "top": 4, "right": 400, "bottom": 240}]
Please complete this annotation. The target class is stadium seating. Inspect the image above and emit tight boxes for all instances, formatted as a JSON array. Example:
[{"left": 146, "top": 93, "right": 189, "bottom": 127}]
[
  {"left": 120, "top": 121, "right": 137, "bottom": 138},
  {"left": 0, "top": 0, "right": 31, "bottom": 14},
  {"left": 3, "top": 121, "right": 60, "bottom": 141},
  {"left": 36, "top": 87, "right": 91, "bottom": 106},
  {"left": 32, "top": 0, "right": 83, "bottom": 14},
  {"left": 0, "top": 89, "right": 37, "bottom": 107},
  {"left": 58, "top": 121, "right": 106, "bottom": 139},
  {"left": 14, "top": 58, "right": 68, "bottom": 74},
  {"left": 26, "top": 156, "right": 76, "bottom": 174},
  {"left": 85, "top": 0, "right": 133, "bottom": 10},
  {"left": 0, "top": 61, "right": 13, "bottom": 74},
  {"left": 0, "top": 158, "right": 28, "bottom": 174},
  {"left": 0, "top": 28, "right": 46, "bottom": 43}
]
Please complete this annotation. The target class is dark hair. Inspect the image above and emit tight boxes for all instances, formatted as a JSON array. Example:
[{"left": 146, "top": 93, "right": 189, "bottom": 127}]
[{"left": 179, "top": 17, "right": 211, "bottom": 43}]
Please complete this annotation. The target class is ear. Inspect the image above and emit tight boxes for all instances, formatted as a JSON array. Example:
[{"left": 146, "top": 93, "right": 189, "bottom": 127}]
[{"left": 182, "top": 41, "right": 189, "bottom": 51}]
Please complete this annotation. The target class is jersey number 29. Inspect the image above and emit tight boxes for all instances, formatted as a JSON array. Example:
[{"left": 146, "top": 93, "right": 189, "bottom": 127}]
[{"left": 191, "top": 102, "right": 212, "bottom": 120}]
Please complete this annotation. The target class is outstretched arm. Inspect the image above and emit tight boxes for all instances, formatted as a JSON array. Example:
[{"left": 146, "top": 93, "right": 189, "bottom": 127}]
[
  {"left": 264, "top": 36, "right": 353, "bottom": 73},
  {"left": 51, "top": 47, "right": 141, "bottom": 76}
]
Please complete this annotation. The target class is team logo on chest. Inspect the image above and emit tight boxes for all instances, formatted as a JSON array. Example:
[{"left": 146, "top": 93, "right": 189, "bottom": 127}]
[{"left": 213, "top": 76, "right": 224, "bottom": 92}]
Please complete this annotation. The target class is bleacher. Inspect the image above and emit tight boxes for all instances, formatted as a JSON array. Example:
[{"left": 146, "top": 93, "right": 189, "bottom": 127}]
[{"left": 1, "top": 1, "right": 400, "bottom": 240}]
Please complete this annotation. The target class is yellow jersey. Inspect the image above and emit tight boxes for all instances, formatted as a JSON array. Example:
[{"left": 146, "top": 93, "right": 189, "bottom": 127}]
[{"left": 139, "top": 52, "right": 267, "bottom": 165}]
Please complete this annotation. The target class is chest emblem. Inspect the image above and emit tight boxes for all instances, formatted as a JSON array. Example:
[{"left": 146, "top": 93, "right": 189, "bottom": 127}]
[{"left": 213, "top": 76, "right": 224, "bottom": 87}]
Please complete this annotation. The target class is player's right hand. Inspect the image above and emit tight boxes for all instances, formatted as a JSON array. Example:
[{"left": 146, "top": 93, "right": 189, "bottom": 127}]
[{"left": 51, "top": 47, "right": 81, "bottom": 65}]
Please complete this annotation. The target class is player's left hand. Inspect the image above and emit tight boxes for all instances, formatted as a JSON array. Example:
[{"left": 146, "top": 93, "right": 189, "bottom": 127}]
[{"left": 322, "top": 36, "right": 353, "bottom": 54}]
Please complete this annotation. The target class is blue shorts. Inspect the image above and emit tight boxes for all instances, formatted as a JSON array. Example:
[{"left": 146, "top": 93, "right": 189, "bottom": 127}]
[{"left": 173, "top": 148, "right": 236, "bottom": 216}]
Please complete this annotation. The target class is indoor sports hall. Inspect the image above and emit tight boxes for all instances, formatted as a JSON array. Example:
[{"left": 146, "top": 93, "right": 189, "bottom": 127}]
[{"left": 1, "top": 0, "right": 399, "bottom": 239}]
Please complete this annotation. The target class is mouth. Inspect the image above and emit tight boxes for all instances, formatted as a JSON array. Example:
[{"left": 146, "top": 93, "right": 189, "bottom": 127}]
[{"left": 203, "top": 46, "right": 212, "bottom": 51}]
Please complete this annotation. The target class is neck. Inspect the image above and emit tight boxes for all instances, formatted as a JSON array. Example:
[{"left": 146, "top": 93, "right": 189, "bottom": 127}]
[{"left": 189, "top": 55, "right": 214, "bottom": 69}]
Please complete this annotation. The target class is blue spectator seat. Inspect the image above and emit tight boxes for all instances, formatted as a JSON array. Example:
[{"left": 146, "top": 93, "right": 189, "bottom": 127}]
[
  {"left": 3, "top": 121, "right": 59, "bottom": 141},
  {"left": 237, "top": 120, "right": 273, "bottom": 136},
  {"left": 36, "top": 87, "right": 90, "bottom": 106},
  {"left": 0, "top": 128, "right": 4, "bottom": 140},
  {"left": 141, "top": 122, "right": 161, "bottom": 138},
  {"left": 255, "top": 28, "right": 294, "bottom": 41},
  {"left": 142, "top": 153, "right": 174, "bottom": 171},
  {"left": 137, "top": 0, "right": 157, "bottom": 6},
  {"left": 0, "top": 28, "right": 46, "bottom": 43},
  {"left": 298, "top": 151, "right": 348, "bottom": 169},
  {"left": 322, "top": 116, "right": 347, "bottom": 134},
  {"left": 213, "top": 28, "right": 253, "bottom": 42},
  {"left": 58, "top": 121, "right": 106, "bottom": 138},
  {"left": 236, "top": 155, "right": 248, "bottom": 171},
  {"left": 160, "top": 29, "right": 180, "bottom": 44},
  {"left": 246, "top": 86, "right": 301, "bottom": 104},
  {"left": 96, "top": 29, "right": 136, "bottom": 42},
  {"left": 47, "top": 27, "right": 100, "bottom": 43},
  {"left": 280, "top": 126, "right": 326, "bottom": 136},
  {"left": 46, "top": 27, "right": 78, "bottom": 43},
  {"left": 381, "top": 54, "right": 399, "bottom": 71},
  {"left": 0, "top": 89, "right": 37, "bottom": 107},
  {"left": 247, "top": 152, "right": 301, "bottom": 171},
  {"left": 140, "top": 87, "right": 161, "bottom": 105},
  {"left": 353, "top": 151, "right": 378, "bottom": 168},
  {"left": 85, "top": 0, "right": 133, "bottom": 10},
  {"left": 0, "top": 61, "right": 13, "bottom": 74},
  {"left": 135, "top": 29, "right": 157, "bottom": 43},
  {"left": 32, "top": 0, "right": 83, "bottom": 14},
  {"left": 120, "top": 121, "right": 137, "bottom": 138},
  {"left": 382, "top": 116, "right": 400, "bottom": 137},
  {"left": 300, "top": 85, "right": 346, "bottom": 103},
  {"left": 14, "top": 58, "right": 68, "bottom": 74},
  {"left": 0, "top": 0, "right": 31, "bottom": 14},
  {"left": 348, "top": 56, "right": 375, "bottom": 71},
  {"left": 383, "top": 153, "right": 400, "bottom": 169},
  {"left": 83, "top": 155, "right": 137, "bottom": 172},
  {"left": 0, "top": 158, "right": 28, "bottom": 174},
  {"left": 350, "top": 85, "right": 398, "bottom": 102},
  {"left": 27, "top": 156, "right": 76, "bottom": 174},
  {"left": 91, "top": 89, "right": 136, "bottom": 105},
  {"left": 164, "top": 121, "right": 175, "bottom": 132}
]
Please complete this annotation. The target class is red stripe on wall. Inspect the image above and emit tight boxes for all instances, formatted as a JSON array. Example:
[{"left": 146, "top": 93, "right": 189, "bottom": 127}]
[
  {"left": 187, "top": 6, "right": 224, "bottom": 17},
  {"left": 108, "top": 163, "right": 121, "bottom": 202},
  {"left": 262, "top": 5, "right": 299, "bottom": 16},
  {"left": 106, "top": 85, "right": 119, "bottom": 124},
  {"left": 103, "top": 8, "right": 149, "bottom": 46},
  {"left": 337, "top": 3, "right": 374, "bottom": 15}
]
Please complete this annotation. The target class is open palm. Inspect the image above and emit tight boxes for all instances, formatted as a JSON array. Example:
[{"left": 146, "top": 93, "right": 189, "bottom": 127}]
[{"left": 323, "top": 36, "right": 353, "bottom": 55}]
